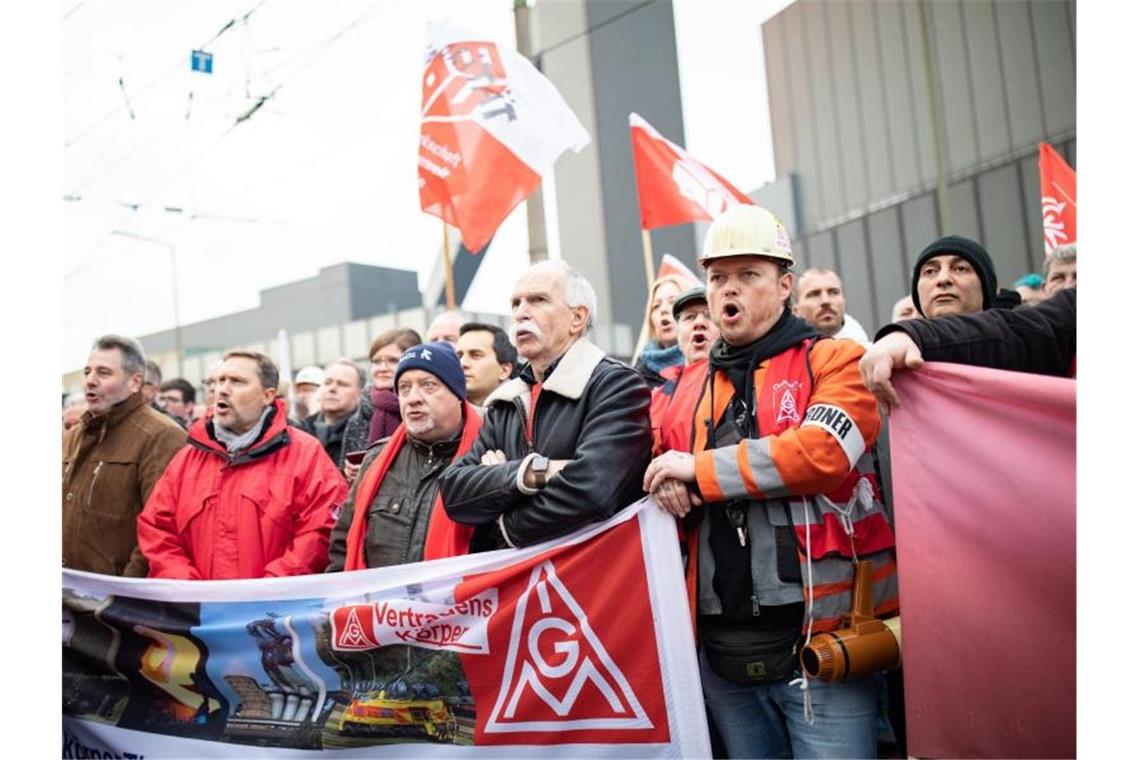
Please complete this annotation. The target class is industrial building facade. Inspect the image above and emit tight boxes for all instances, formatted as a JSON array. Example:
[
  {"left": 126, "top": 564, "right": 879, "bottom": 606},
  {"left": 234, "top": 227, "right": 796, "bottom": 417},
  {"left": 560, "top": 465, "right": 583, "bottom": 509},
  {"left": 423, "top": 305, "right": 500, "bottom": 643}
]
[
  {"left": 759, "top": 0, "right": 1076, "bottom": 330},
  {"left": 530, "top": 0, "right": 698, "bottom": 339},
  {"left": 62, "top": 1, "right": 1077, "bottom": 392}
]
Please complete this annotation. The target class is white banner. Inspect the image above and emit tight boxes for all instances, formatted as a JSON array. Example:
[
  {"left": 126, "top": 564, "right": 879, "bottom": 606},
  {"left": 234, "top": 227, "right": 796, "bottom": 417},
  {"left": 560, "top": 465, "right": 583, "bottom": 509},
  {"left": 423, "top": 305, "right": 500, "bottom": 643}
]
[{"left": 63, "top": 500, "right": 710, "bottom": 758}]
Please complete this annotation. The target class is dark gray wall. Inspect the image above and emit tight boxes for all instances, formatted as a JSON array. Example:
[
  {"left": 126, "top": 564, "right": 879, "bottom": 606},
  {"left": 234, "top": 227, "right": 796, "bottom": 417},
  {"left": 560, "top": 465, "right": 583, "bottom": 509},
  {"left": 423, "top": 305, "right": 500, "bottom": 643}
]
[
  {"left": 763, "top": 0, "right": 1075, "bottom": 332},
  {"left": 793, "top": 136, "right": 1074, "bottom": 332},
  {"left": 140, "top": 263, "right": 419, "bottom": 354},
  {"left": 763, "top": 0, "right": 1075, "bottom": 232},
  {"left": 584, "top": 0, "right": 698, "bottom": 330}
]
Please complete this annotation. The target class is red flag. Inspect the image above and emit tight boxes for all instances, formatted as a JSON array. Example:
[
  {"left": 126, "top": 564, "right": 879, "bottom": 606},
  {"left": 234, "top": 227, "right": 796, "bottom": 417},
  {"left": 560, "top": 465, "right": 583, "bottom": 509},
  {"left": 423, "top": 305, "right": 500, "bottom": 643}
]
[
  {"left": 657, "top": 253, "right": 701, "bottom": 287},
  {"left": 630, "top": 113, "right": 753, "bottom": 230},
  {"left": 419, "top": 23, "right": 589, "bottom": 252},
  {"left": 891, "top": 363, "right": 1075, "bottom": 758},
  {"left": 1038, "top": 142, "right": 1077, "bottom": 258}
]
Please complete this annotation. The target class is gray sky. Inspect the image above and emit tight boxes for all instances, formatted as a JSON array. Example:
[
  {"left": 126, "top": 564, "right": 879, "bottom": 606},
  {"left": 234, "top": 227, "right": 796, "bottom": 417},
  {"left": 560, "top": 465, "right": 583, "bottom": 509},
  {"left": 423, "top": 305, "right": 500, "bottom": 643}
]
[{"left": 61, "top": 0, "right": 792, "bottom": 370}]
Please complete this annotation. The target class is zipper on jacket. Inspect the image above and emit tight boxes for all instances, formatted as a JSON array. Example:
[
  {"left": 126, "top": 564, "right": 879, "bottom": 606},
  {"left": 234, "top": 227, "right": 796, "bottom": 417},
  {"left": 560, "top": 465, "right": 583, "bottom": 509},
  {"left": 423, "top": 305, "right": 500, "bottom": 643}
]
[
  {"left": 512, "top": 396, "right": 534, "bottom": 453},
  {"left": 87, "top": 460, "right": 104, "bottom": 505}
]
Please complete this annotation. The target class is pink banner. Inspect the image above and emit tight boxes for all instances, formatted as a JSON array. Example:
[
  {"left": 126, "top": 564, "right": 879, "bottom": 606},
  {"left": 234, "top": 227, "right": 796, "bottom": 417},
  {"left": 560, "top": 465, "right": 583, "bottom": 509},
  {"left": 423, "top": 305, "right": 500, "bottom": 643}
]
[{"left": 890, "top": 363, "right": 1075, "bottom": 758}]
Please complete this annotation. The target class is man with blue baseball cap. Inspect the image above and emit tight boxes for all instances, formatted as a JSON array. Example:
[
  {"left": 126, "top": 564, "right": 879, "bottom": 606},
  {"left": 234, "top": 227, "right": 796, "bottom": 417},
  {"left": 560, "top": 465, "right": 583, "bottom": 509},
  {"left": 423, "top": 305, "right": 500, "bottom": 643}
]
[{"left": 327, "top": 341, "right": 483, "bottom": 571}]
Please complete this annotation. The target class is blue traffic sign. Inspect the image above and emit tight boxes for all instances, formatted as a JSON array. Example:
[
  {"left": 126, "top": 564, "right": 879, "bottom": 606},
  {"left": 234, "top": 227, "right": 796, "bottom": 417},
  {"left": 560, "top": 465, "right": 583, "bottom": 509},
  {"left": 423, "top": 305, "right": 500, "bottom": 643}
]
[{"left": 190, "top": 50, "right": 213, "bottom": 74}]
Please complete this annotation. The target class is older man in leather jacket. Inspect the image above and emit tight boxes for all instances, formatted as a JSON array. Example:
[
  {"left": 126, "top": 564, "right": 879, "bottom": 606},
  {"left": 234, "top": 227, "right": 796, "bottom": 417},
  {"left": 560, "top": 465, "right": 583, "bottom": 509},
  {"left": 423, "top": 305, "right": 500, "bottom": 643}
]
[{"left": 438, "top": 261, "right": 652, "bottom": 551}]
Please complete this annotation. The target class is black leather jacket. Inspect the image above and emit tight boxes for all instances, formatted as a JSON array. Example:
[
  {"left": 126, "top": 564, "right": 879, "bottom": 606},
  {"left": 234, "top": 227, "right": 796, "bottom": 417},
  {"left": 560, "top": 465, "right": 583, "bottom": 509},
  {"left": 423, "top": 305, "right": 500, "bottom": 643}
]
[{"left": 438, "top": 339, "right": 652, "bottom": 551}]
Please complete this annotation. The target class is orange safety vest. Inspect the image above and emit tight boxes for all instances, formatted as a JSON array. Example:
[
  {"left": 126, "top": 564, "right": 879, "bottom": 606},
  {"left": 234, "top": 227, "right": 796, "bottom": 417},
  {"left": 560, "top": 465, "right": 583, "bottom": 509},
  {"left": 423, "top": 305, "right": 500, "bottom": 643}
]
[{"left": 683, "top": 339, "right": 898, "bottom": 635}]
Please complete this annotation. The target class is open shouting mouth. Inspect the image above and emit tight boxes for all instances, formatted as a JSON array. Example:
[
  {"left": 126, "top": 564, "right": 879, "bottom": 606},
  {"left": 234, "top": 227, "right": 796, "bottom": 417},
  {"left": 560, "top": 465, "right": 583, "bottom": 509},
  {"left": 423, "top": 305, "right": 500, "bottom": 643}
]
[{"left": 720, "top": 302, "right": 742, "bottom": 326}]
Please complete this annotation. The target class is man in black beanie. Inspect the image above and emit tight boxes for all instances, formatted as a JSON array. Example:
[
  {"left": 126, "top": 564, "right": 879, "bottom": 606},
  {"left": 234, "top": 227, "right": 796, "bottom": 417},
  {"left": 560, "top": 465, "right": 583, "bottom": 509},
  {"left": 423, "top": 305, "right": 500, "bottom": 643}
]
[{"left": 911, "top": 235, "right": 998, "bottom": 319}]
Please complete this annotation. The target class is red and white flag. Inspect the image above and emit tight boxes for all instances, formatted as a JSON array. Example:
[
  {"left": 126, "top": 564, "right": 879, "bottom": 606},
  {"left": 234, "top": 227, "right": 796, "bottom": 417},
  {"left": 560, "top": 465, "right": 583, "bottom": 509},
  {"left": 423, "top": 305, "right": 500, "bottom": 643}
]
[
  {"left": 419, "top": 23, "right": 590, "bottom": 252},
  {"left": 657, "top": 252, "right": 701, "bottom": 287},
  {"left": 1038, "top": 142, "right": 1077, "bottom": 258},
  {"left": 630, "top": 112, "right": 753, "bottom": 230}
]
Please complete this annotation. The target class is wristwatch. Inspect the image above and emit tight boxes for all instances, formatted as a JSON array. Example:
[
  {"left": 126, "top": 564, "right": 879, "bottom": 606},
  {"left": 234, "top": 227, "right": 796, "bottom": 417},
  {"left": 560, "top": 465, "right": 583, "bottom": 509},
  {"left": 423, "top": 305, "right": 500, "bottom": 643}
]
[{"left": 531, "top": 455, "right": 551, "bottom": 488}]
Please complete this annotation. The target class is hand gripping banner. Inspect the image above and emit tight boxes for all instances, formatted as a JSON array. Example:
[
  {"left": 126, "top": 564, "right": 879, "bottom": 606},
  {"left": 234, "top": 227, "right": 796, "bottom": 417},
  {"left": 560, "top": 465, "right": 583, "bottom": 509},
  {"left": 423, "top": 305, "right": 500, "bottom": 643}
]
[
  {"left": 62, "top": 501, "right": 710, "bottom": 758},
  {"left": 890, "top": 363, "right": 1075, "bottom": 758}
]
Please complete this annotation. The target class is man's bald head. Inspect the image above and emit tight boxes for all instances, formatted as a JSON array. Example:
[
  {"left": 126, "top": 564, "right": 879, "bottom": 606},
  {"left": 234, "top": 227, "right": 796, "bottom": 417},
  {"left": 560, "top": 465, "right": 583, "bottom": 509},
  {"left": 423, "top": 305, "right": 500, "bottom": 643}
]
[{"left": 426, "top": 310, "right": 469, "bottom": 346}]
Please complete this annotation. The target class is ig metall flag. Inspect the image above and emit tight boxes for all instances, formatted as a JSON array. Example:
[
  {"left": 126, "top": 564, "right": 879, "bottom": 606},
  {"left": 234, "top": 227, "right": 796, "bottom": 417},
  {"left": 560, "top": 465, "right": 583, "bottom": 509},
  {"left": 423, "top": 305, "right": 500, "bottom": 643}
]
[{"left": 418, "top": 22, "right": 590, "bottom": 253}]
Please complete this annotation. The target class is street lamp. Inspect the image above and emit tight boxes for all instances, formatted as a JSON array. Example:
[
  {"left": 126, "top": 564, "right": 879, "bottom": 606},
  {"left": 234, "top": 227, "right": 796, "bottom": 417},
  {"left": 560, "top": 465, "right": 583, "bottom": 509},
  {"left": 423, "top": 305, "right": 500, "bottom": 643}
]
[{"left": 109, "top": 229, "right": 184, "bottom": 378}]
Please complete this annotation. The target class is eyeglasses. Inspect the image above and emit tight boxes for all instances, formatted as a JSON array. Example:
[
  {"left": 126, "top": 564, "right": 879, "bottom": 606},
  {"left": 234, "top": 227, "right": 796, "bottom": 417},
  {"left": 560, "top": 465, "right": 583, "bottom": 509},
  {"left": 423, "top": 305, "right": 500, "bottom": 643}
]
[{"left": 371, "top": 356, "right": 401, "bottom": 368}]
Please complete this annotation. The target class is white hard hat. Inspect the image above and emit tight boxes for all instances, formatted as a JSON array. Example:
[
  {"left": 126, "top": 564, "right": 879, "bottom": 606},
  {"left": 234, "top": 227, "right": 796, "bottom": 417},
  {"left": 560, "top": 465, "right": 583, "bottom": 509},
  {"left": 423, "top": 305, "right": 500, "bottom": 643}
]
[
  {"left": 294, "top": 365, "right": 324, "bottom": 387},
  {"left": 699, "top": 205, "right": 795, "bottom": 268}
]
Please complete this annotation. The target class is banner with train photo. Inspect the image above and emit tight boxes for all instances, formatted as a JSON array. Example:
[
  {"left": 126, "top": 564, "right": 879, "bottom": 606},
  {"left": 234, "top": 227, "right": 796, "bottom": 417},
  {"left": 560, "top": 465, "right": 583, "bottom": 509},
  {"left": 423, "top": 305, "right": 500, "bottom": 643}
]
[{"left": 62, "top": 501, "right": 710, "bottom": 758}]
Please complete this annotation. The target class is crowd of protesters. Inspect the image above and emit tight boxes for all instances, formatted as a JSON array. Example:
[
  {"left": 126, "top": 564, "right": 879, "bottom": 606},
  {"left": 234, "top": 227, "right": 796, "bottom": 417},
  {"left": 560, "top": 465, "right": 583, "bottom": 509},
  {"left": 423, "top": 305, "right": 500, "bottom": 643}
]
[{"left": 61, "top": 204, "right": 1075, "bottom": 758}]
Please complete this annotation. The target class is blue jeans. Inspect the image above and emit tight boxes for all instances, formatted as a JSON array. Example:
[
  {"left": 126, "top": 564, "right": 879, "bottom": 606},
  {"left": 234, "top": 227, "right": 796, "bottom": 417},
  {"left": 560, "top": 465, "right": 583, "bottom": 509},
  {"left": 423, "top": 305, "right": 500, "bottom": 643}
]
[{"left": 699, "top": 648, "right": 881, "bottom": 759}]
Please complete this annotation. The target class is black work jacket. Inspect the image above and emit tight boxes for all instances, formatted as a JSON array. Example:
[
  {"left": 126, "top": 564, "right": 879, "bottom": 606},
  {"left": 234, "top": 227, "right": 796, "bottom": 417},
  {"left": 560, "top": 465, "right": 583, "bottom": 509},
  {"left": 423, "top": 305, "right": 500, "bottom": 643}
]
[
  {"left": 880, "top": 287, "right": 1076, "bottom": 377},
  {"left": 437, "top": 339, "right": 652, "bottom": 551},
  {"left": 326, "top": 434, "right": 459, "bottom": 571}
]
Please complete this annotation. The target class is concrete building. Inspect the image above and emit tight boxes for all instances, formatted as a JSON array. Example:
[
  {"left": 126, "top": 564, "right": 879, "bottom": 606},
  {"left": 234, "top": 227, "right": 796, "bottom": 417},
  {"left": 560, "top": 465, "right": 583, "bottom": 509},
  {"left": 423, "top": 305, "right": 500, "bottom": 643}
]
[
  {"left": 755, "top": 0, "right": 1076, "bottom": 330},
  {"left": 529, "top": 0, "right": 699, "bottom": 345},
  {"left": 138, "top": 262, "right": 420, "bottom": 358},
  {"left": 62, "top": 262, "right": 423, "bottom": 393}
]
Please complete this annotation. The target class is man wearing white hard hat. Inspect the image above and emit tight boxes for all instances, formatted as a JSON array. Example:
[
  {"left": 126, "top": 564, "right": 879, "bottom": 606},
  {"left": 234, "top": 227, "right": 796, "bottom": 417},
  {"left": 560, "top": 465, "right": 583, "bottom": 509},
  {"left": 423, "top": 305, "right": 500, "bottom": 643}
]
[
  {"left": 643, "top": 205, "right": 898, "bottom": 758},
  {"left": 292, "top": 365, "right": 324, "bottom": 422}
]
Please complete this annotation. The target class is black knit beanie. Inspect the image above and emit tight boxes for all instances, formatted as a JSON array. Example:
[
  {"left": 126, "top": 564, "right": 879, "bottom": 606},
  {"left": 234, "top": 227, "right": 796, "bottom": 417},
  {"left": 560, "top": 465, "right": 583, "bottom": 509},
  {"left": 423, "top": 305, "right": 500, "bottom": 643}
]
[
  {"left": 393, "top": 341, "right": 467, "bottom": 402},
  {"left": 911, "top": 235, "right": 997, "bottom": 317}
]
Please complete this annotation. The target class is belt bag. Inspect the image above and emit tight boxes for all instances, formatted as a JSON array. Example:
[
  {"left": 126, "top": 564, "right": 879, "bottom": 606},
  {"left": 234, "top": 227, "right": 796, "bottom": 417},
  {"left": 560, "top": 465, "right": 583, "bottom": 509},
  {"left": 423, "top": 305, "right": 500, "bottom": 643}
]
[{"left": 701, "top": 624, "right": 799, "bottom": 685}]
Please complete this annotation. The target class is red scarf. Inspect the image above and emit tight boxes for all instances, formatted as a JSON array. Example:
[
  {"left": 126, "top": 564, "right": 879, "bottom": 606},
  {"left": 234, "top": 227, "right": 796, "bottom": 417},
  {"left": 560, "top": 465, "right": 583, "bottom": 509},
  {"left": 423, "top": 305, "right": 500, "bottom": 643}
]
[{"left": 344, "top": 402, "right": 483, "bottom": 570}]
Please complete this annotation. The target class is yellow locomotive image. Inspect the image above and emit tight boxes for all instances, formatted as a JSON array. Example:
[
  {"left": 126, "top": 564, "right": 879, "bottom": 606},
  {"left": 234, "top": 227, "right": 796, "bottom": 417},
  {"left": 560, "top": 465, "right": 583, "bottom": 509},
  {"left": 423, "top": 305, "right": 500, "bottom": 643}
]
[{"left": 337, "top": 681, "right": 457, "bottom": 742}]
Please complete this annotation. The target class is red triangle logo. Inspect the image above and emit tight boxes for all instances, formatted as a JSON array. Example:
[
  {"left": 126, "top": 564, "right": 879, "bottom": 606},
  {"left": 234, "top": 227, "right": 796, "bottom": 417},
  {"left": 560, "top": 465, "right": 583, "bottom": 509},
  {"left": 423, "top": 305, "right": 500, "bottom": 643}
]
[
  {"left": 483, "top": 560, "right": 652, "bottom": 733},
  {"left": 332, "top": 605, "right": 378, "bottom": 651}
]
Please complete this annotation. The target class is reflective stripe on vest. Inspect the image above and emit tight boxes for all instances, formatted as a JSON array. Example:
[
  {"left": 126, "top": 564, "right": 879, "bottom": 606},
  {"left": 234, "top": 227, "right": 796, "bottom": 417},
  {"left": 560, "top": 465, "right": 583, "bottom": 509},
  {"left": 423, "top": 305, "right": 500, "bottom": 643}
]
[{"left": 688, "top": 339, "right": 899, "bottom": 635}]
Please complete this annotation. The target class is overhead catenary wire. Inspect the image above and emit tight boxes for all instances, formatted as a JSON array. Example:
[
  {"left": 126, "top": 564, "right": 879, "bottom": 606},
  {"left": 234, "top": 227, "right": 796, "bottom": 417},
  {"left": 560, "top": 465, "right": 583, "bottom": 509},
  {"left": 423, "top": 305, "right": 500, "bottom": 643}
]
[
  {"left": 68, "top": 2, "right": 292, "bottom": 195},
  {"left": 74, "top": 0, "right": 392, "bottom": 192},
  {"left": 99, "top": 1, "right": 393, "bottom": 239},
  {"left": 69, "top": 93, "right": 222, "bottom": 194},
  {"left": 84, "top": 0, "right": 643, "bottom": 260},
  {"left": 116, "top": 55, "right": 136, "bottom": 120},
  {"left": 223, "top": 0, "right": 390, "bottom": 132},
  {"left": 64, "top": 193, "right": 293, "bottom": 227},
  {"left": 64, "top": 0, "right": 269, "bottom": 149},
  {"left": 528, "top": 0, "right": 659, "bottom": 65}
]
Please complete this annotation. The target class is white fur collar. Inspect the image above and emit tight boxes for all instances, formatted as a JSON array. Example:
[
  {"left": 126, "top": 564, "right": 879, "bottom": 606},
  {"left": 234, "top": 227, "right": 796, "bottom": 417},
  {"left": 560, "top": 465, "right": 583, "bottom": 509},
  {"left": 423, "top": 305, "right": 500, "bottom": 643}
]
[{"left": 483, "top": 338, "right": 605, "bottom": 406}]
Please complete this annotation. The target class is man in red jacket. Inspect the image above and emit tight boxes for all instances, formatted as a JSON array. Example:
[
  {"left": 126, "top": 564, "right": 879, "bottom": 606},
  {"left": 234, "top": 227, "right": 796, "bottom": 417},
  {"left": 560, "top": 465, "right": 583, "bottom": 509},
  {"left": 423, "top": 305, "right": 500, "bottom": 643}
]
[
  {"left": 650, "top": 286, "right": 719, "bottom": 455},
  {"left": 137, "top": 350, "right": 348, "bottom": 580}
]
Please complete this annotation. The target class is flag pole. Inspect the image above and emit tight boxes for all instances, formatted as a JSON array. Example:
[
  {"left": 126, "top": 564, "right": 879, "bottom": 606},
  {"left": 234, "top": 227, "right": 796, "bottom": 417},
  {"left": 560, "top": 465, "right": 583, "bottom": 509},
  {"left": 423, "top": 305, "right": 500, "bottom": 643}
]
[
  {"left": 631, "top": 227, "right": 656, "bottom": 363},
  {"left": 441, "top": 221, "right": 457, "bottom": 310},
  {"left": 641, "top": 228, "right": 655, "bottom": 292}
]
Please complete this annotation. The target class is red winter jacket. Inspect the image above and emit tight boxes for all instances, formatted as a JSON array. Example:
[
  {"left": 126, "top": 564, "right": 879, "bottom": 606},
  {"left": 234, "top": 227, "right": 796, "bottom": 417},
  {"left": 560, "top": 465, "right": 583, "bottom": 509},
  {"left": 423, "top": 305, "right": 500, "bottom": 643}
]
[
  {"left": 137, "top": 399, "right": 348, "bottom": 580},
  {"left": 651, "top": 360, "right": 709, "bottom": 456}
]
